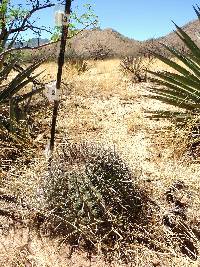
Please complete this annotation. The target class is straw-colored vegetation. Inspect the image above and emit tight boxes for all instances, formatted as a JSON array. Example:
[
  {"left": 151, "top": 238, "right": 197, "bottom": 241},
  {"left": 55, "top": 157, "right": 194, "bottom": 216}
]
[
  {"left": 1, "top": 58, "right": 200, "bottom": 266},
  {"left": 2, "top": 3, "right": 200, "bottom": 265}
]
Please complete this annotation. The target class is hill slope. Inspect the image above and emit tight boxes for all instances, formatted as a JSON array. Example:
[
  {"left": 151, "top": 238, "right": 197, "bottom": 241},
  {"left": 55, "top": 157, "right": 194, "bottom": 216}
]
[
  {"left": 23, "top": 19, "right": 200, "bottom": 59},
  {"left": 70, "top": 28, "right": 141, "bottom": 57},
  {"left": 70, "top": 19, "right": 200, "bottom": 57},
  {"left": 157, "top": 19, "right": 200, "bottom": 47}
]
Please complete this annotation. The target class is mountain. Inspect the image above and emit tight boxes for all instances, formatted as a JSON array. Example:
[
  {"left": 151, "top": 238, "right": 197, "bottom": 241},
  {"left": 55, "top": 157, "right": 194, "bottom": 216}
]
[
  {"left": 23, "top": 19, "right": 200, "bottom": 60},
  {"left": 157, "top": 19, "right": 200, "bottom": 48},
  {"left": 26, "top": 38, "right": 49, "bottom": 47},
  {"left": 70, "top": 28, "right": 141, "bottom": 58},
  {"left": 63, "top": 20, "right": 200, "bottom": 58},
  {"left": 14, "top": 38, "right": 49, "bottom": 48}
]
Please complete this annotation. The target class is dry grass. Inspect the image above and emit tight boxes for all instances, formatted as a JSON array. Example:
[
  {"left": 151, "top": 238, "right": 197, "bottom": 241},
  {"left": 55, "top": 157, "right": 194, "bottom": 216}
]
[{"left": 1, "top": 58, "right": 200, "bottom": 266}]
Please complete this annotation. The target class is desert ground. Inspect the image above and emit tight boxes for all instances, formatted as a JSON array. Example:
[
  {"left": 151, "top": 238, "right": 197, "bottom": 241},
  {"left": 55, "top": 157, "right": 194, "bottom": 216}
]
[{"left": 1, "top": 59, "right": 200, "bottom": 266}]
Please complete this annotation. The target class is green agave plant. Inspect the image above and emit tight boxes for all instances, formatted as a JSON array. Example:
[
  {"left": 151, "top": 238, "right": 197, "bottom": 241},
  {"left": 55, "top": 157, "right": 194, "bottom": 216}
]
[
  {"left": 0, "top": 59, "right": 45, "bottom": 103},
  {"left": 148, "top": 5, "right": 200, "bottom": 121},
  {"left": 0, "top": 56, "right": 46, "bottom": 137}
]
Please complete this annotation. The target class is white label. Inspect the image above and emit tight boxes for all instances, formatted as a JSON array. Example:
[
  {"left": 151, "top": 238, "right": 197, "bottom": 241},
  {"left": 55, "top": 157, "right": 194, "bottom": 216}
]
[
  {"left": 55, "top": 11, "right": 70, "bottom": 26},
  {"left": 55, "top": 10, "right": 65, "bottom": 27},
  {"left": 44, "top": 140, "right": 51, "bottom": 159},
  {"left": 45, "top": 81, "right": 60, "bottom": 102},
  {"left": 62, "top": 14, "right": 70, "bottom": 26},
  {"left": 55, "top": 11, "right": 65, "bottom": 26}
]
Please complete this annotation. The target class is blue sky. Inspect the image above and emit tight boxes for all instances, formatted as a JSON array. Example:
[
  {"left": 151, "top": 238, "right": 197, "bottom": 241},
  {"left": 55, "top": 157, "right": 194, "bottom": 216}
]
[
  {"left": 11, "top": 0, "right": 200, "bottom": 41},
  {"left": 93, "top": 0, "right": 199, "bottom": 40}
]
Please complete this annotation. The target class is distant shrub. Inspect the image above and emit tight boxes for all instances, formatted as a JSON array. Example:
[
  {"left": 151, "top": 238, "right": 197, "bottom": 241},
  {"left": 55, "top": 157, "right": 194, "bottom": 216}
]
[
  {"left": 87, "top": 42, "right": 113, "bottom": 60},
  {"left": 65, "top": 57, "right": 88, "bottom": 74},
  {"left": 139, "top": 38, "right": 160, "bottom": 57},
  {"left": 120, "top": 56, "right": 149, "bottom": 83},
  {"left": 120, "top": 39, "right": 157, "bottom": 83}
]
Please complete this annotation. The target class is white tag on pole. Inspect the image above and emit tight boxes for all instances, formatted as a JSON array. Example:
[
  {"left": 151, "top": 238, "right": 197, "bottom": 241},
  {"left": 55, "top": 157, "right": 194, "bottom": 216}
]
[
  {"left": 62, "top": 14, "right": 70, "bottom": 26},
  {"left": 54, "top": 4, "right": 70, "bottom": 27},
  {"left": 45, "top": 81, "right": 60, "bottom": 102},
  {"left": 55, "top": 11, "right": 65, "bottom": 26},
  {"left": 55, "top": 12, "right": 70, "bottom": 26},
  {"left": 44, "top": 140, "right": 51, "bottom": 159}
]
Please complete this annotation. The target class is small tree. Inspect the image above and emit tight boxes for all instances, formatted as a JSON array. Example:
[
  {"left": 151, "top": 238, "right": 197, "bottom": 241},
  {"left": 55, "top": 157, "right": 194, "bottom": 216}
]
[
  {"left": 87, "top": 42, "right": 113, "bottom": 60},
  {"left": 0, "top": 0, "right": 57, "bottom": 137},
  {"left": 0, "top": 0, "right": 57, "bottom": 53}
]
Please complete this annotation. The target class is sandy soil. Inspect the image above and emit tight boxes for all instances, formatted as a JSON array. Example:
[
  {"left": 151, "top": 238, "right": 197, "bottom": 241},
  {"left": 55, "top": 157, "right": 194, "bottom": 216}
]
[{"left": 1, "top": 59, "right": 200, "bottom": 266}]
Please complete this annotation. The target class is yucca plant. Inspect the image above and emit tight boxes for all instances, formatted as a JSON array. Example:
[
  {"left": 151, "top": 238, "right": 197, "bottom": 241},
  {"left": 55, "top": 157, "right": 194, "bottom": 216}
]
[
  {"left": 0, "top": 55, "right": 45, "bottom": 137},
  {"left": 148, "top": 5, "right": 200, "bottom": 122},
  {"left": 0, "top": 0, "right": 55, "bottom": 139}
]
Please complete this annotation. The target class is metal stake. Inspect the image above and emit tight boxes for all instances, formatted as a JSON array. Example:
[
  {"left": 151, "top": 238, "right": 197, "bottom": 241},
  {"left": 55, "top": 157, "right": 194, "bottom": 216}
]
[{"left": 49, "top": 0, "right": 72, "bottom": 160}]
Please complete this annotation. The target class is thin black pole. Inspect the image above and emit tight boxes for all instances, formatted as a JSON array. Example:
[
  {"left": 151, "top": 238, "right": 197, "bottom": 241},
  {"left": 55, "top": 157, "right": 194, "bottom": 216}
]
[{"left": 49, "top": 0, "right": 72, "bottom": 157}]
